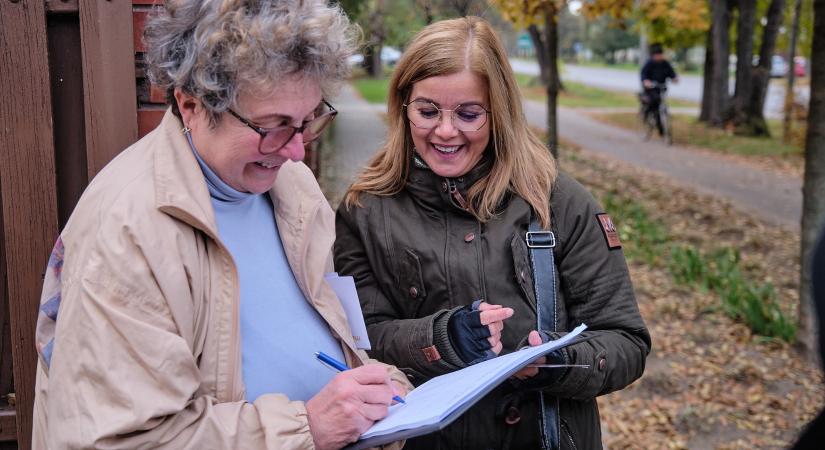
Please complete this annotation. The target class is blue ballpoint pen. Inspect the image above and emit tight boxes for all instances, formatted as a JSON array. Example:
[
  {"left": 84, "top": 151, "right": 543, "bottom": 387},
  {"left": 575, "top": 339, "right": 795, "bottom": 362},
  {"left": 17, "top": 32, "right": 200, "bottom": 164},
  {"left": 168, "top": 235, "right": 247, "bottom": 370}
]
[{"left": 315, "top": 351, "right": 406, "bottom": 404}]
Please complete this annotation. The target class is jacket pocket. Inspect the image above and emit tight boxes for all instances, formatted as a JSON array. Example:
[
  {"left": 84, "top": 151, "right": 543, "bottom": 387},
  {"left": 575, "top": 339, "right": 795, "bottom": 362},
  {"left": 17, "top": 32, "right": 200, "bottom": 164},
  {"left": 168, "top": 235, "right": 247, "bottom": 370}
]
[{"left": 399, "top": 248, "right": 427, "bottom": 316}]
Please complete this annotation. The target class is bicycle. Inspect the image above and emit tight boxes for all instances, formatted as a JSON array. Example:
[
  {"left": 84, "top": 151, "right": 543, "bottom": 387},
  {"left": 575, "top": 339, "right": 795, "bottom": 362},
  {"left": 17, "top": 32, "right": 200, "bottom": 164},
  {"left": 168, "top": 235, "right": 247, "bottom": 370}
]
[{"left": 638, "top": 81, "right": 673, "bottom": 145}]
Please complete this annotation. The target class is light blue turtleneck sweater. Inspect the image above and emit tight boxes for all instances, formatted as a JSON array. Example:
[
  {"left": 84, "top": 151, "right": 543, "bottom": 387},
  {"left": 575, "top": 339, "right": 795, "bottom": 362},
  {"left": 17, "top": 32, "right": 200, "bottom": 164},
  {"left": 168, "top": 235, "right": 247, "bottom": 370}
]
[{"left": 187, "top": 137, "right": 345, "bottom": 402}]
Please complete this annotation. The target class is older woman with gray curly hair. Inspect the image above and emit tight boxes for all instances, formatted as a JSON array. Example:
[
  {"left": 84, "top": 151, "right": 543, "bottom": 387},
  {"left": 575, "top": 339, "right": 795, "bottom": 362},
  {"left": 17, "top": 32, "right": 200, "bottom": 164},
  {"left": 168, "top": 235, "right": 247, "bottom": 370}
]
[{"left": 30, "top": 1, "right": 410, "bottom": 449}]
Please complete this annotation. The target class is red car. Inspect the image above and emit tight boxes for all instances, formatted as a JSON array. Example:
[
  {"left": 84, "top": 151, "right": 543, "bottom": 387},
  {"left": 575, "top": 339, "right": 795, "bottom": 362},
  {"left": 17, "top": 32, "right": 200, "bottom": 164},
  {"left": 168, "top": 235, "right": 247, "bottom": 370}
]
[{"left": 794, "top": 56, "right": 807, "bottom": 78}]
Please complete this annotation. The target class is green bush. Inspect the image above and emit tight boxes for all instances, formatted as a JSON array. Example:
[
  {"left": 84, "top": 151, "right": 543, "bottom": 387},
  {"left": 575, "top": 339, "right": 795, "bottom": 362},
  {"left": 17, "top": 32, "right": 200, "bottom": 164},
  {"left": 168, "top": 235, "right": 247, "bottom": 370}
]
[{"left": 668, "top": 245, "right": 796, "bottom": 342}]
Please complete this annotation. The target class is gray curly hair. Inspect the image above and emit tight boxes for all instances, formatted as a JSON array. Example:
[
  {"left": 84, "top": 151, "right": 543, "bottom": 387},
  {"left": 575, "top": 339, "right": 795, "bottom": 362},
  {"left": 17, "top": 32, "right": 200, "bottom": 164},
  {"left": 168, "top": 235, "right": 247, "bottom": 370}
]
[{"left": 144, "top": 0, "right": 357, "bottom": 124}]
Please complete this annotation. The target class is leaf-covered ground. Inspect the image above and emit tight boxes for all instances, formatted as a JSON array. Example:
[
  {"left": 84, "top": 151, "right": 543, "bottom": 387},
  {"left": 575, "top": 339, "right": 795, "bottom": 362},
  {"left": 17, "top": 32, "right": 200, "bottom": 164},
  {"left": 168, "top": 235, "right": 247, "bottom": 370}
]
[{"left": 559, "top": 143, "right": 823, "bottom": 449}]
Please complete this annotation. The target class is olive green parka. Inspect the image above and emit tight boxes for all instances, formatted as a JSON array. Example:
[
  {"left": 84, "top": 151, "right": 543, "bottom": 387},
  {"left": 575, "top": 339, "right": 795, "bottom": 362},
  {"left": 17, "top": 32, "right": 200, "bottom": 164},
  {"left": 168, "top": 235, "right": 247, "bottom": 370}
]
[{"left": 334, "top": 159, "right": 651, "bottom": 450}]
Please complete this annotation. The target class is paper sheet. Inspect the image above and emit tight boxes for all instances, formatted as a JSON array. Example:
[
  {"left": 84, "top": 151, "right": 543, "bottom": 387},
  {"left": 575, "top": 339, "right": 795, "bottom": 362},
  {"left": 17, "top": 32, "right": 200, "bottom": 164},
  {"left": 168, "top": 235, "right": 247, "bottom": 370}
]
[
  {"left": 324, "top": 273, "right": 371, "bottom": 350},
  {"left": 360, "top": 323, "right": 588, "bottom": 440}
]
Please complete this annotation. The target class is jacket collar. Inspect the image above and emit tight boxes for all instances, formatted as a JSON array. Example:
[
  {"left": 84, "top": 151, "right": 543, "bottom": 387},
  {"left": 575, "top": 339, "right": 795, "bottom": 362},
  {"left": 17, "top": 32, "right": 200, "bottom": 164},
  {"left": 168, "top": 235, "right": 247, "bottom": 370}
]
[
  {"left": 150, "top": 109, "right": 359, "bottom": 359},
  {"left": 153, "top": 110, "right": 221, "bottom": 239},
  {"left": 151, "top": 110, "right": 313, "bottom": 241},
  {"left": 406, "top": 151, "right": 493, "bottom": 213}
]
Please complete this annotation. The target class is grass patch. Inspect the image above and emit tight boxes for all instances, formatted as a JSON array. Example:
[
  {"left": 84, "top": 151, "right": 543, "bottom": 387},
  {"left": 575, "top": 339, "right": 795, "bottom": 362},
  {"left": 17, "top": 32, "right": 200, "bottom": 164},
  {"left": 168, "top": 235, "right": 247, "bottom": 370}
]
[
  {"left": 515, "top": 75, "right": 696, "bottom": 109},
  {"left": 596, "top": 187, "right": 795, "bottom": 342},
  {"left": 669, "top": 246, "right": 796, "bottom": 342},
  {"left": 594, "top": 112, "right": 803, "bottom": 157},
  {"left": 351, "top": 74, "right": 390, "bottom": 104}
]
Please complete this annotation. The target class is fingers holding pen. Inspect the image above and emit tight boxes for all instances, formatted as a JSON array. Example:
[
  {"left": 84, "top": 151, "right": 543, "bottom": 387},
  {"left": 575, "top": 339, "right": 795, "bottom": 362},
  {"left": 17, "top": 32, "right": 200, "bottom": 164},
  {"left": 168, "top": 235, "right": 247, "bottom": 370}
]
[{"left": 306, "top": 364, "right": 398, "bottom": 450}]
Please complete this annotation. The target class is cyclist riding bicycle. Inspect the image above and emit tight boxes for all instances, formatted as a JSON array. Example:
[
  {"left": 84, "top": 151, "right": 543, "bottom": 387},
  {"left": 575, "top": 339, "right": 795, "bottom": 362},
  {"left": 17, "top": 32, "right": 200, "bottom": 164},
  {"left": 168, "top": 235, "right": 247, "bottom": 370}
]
[{"left": 640, "top": 43, "right": 678, "bottom": 138}]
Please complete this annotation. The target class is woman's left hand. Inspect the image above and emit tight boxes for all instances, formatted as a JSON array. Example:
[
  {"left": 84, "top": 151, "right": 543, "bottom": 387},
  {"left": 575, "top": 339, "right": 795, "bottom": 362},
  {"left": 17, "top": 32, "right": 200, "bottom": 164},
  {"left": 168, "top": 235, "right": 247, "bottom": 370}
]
[{"left": 512, "top": 330, "right": 544, "bottom": 380}]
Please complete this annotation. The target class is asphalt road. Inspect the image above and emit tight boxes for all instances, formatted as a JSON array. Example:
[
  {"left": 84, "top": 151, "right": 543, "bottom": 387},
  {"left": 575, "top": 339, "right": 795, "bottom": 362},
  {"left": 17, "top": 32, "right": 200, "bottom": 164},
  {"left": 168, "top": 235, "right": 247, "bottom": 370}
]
[
  {"left": 521, "top": 99, "right": 801, "bottom": 230},
  {"left": 509, "top": 59, "right": 809, "bottom": 120}
]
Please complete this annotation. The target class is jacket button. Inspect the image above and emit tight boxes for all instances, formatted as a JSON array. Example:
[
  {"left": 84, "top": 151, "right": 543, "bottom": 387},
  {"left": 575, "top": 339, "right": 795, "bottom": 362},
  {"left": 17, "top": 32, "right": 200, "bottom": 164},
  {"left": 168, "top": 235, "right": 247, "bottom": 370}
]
[
  {"left": 409, "top": 286, "right": 419, "bottom": 298},
  {"left": 504, "top": 406, "right": 521, "bottom": 425},
  {"left": 441, "top": 181, "right": 448, "bottom": 192},
  {"left": 598, "top": 358, "right": 606, "bottom": 371},
  {"left": 464, "top": 232, "right": 475, "bottom": 243}
]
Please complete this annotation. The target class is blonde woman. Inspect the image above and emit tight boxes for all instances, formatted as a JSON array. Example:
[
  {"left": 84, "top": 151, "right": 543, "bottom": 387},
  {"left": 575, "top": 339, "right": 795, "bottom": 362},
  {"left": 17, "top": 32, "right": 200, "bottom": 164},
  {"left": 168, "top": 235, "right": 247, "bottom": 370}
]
[
  {"left": 31, "top": 1, "right": 410, "bottom": 449},
  {"left": 335, "top": 17, "right": 650, "bottom": 449}
]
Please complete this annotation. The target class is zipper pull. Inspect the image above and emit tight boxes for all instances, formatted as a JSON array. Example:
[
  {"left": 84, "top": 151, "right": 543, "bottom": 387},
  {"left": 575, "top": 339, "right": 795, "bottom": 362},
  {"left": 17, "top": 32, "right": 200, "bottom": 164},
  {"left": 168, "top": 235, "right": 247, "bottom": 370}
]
[{"left": 448, "top": 179, "right": 468, "bottom": 210}]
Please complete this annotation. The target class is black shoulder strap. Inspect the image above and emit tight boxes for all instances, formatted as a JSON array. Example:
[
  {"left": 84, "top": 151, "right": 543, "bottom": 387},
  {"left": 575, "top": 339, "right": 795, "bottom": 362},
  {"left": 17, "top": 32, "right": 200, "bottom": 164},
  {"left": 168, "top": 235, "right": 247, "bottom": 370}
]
[{"left": 526, "top": 219, "right": 560, "bottom": 450}]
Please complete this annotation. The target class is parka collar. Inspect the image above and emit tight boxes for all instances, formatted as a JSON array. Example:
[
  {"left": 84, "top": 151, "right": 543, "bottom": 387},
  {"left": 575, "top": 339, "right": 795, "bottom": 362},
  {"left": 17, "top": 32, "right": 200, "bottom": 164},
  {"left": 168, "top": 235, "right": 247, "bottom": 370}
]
[
  {"left": 153, "top": 109, "right": 221, "bottom": 240},
  {"left": 406, "top": 151, "right": 493, "bottom": 213}
]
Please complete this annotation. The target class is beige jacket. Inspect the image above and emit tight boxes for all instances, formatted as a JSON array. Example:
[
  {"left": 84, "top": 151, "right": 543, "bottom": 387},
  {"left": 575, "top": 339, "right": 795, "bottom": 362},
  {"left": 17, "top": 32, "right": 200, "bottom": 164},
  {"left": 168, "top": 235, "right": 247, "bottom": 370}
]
[{"left": 31, "top": 110, "right": 410, "bottom": 449}]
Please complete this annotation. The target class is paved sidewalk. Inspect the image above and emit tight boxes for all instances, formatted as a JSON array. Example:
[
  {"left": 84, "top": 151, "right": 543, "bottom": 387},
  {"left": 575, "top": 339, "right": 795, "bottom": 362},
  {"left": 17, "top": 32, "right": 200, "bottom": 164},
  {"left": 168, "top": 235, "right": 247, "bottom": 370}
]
[
  {"left": 523, "top": 99, "right": 802, "bottom": 230},
  {"left": 320, "top": 83, "right": 387, "bottom": 208}
]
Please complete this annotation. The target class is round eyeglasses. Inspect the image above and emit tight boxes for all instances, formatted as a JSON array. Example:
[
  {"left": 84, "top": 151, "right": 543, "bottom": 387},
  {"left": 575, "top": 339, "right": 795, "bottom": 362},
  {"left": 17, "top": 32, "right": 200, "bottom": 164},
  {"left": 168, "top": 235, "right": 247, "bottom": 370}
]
[
  {"left": 403, "top": 99, "right": 490, "bottom": 132},
  {"left": 227, "top": 100, "right": 337, "bottom": 154}
]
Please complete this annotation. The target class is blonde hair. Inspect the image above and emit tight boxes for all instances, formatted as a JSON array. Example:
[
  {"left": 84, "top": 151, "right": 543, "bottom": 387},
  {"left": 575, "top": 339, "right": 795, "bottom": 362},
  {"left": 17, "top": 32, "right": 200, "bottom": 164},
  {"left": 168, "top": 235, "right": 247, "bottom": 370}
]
[
  {"left": 143, "top": 0, "right": 357, "bottom": 125},
  {"left": 344, "top": 17, "right": 557, "bottom": 228}
]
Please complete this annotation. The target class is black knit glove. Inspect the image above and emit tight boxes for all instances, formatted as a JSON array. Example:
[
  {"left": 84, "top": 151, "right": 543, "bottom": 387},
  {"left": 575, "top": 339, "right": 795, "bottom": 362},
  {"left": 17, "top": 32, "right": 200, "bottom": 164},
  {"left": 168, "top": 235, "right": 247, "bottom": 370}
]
[{"left": 447, "top": 300, "right": 497, "bottom": 365}]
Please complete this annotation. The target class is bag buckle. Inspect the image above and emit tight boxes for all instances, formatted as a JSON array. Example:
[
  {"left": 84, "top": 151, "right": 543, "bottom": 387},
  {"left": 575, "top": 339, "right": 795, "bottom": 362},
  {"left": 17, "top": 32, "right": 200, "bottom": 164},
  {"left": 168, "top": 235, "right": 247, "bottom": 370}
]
[{"left": 526, "top": 231, "right": 556, "bottom": 248}]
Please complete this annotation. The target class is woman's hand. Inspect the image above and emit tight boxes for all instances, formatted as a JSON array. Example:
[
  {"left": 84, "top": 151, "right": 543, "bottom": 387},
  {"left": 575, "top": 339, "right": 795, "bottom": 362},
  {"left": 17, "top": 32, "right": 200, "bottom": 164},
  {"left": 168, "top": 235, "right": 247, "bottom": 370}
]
[
  {"left": 448, "top": 301, "right": 514, "bottom": 364},
  {"left": 305, "top": 364, "right": 396, "bottom": 450},
  {"left": 477, "top": 302, "right": 514, "bottom": 355},
  {"left": 512, "top": 330, "right": 545, "bottom": 380}
]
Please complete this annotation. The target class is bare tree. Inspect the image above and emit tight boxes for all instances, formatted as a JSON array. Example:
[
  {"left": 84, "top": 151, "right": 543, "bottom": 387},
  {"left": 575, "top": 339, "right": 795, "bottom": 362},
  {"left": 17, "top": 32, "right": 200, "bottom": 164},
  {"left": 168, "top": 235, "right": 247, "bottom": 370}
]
[
  {"left": 729, "top": 0, "right": 757, "bottom": 127},
  {"left": 704, "top": 0, "right": 734, "bottom": 127},
  {"left": 528, "top": 24, "right": 550, "bottom": 86},
  {"left": 364, "top": 0, "right": 387, "bottom": 78},
  {"left": 745, "top": 0, "right": 785, "bottom": 136},
  {"left": 799, "top": 0, "right": 825, "bottom": 362},
  {"left": 700, "top": 25, "right": 714, "bottom": 122},
  {"left": 414, "top": 0, "right": 436, "bottom": 24},
  {"left": 524, "top": 5, "right": 563, "bottom": 157},
  {"left": 783, "top": 0, "right": 804, "bottom": 142}
]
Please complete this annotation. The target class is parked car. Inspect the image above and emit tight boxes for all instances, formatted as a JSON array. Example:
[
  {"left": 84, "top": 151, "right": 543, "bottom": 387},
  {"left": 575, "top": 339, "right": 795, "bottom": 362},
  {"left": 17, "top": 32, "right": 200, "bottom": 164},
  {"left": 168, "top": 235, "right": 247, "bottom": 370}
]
[
  {"left": 793, "top": 56, "right": 807, "bottom": 77},
  {"left": 347, "top": 53, "right": 364, "bottom": 66},
  {"left": 381, "top": 46, "right": 401, "bottom": 66},
  {"left": 770, "top": 55, "right": 788, "bottom": 78}
]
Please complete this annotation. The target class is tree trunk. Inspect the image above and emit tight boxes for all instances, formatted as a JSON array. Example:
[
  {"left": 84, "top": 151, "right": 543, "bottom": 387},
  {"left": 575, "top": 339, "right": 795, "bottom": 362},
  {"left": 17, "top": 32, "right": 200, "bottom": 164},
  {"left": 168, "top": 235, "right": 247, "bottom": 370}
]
[
  {"left": 700, "top": 26, "right": 715, "bottom": 122},
  {"left": 365, "top": 0, "right": 385, "bottom": 78},
  {"left": 747, "top": 0, "right": 785, "bottom": 135},
  {"left": 709, "top": 0, "right": 733, "bottom": 127},
  {"left": 364, "top": 44, "right": 383, "bottom": 78},
  {"left": 784, "top": 0, "right": 803, "bottom": 142},
  {"left": 528, "top": 24, "right": 550, "bottom": 86},
  {"left": 799, "top": 0, "right": 825, "bottom": 364},
  {"left": 544, "top": 8, "right": 560, "bottom": 158},
  {"left": 730, "top": 0, "right": 757, "bottom": 130}
]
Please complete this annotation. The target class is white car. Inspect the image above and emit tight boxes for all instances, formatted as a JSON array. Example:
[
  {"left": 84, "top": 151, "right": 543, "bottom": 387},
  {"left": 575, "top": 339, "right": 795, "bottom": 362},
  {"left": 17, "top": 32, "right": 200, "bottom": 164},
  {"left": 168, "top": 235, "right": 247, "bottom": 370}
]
[
  {"left": 770, "top": 55, "right": 788, "bottom": 78},
  {"left": 381, "top": 46, "right": 401, "bottom": 66},
  {"left": 347, "top": 54, "right": 364, "bottom": 66}
]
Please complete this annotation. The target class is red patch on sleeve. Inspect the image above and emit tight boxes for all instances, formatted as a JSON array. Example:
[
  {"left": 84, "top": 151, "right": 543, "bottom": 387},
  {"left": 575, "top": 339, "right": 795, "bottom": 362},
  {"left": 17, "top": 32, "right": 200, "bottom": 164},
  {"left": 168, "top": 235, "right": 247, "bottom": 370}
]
[
  {"left": 596, "top": 213, "right": 622, "bottom": 249},
  {"left": 421, "top": 345, "right": 441, "bottom": 363}
]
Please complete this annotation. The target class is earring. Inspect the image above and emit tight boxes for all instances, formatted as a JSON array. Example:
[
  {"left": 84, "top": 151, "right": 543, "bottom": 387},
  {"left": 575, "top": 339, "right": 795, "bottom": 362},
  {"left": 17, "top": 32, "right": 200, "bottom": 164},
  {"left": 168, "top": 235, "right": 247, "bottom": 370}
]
[{"left": 182, "top": 126, "right": 191, "bottom": 134}]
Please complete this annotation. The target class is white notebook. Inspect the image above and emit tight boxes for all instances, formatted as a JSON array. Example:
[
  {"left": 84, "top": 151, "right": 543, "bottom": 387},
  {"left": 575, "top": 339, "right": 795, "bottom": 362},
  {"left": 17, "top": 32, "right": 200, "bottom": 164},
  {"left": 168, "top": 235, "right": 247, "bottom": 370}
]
[{"left": 347, "top": 323, "right": 588, "bottom": 449}]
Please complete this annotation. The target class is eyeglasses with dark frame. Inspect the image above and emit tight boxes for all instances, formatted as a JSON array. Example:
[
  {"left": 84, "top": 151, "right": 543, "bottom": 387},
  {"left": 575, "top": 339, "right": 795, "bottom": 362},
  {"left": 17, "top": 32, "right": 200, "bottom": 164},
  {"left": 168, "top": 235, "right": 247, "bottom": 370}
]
[
  {"left": 226, "top": 100, "right": 337, "bottom": 153},
  {"left": 403, "top": 99, "right": 490, "bottom": 132}
]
